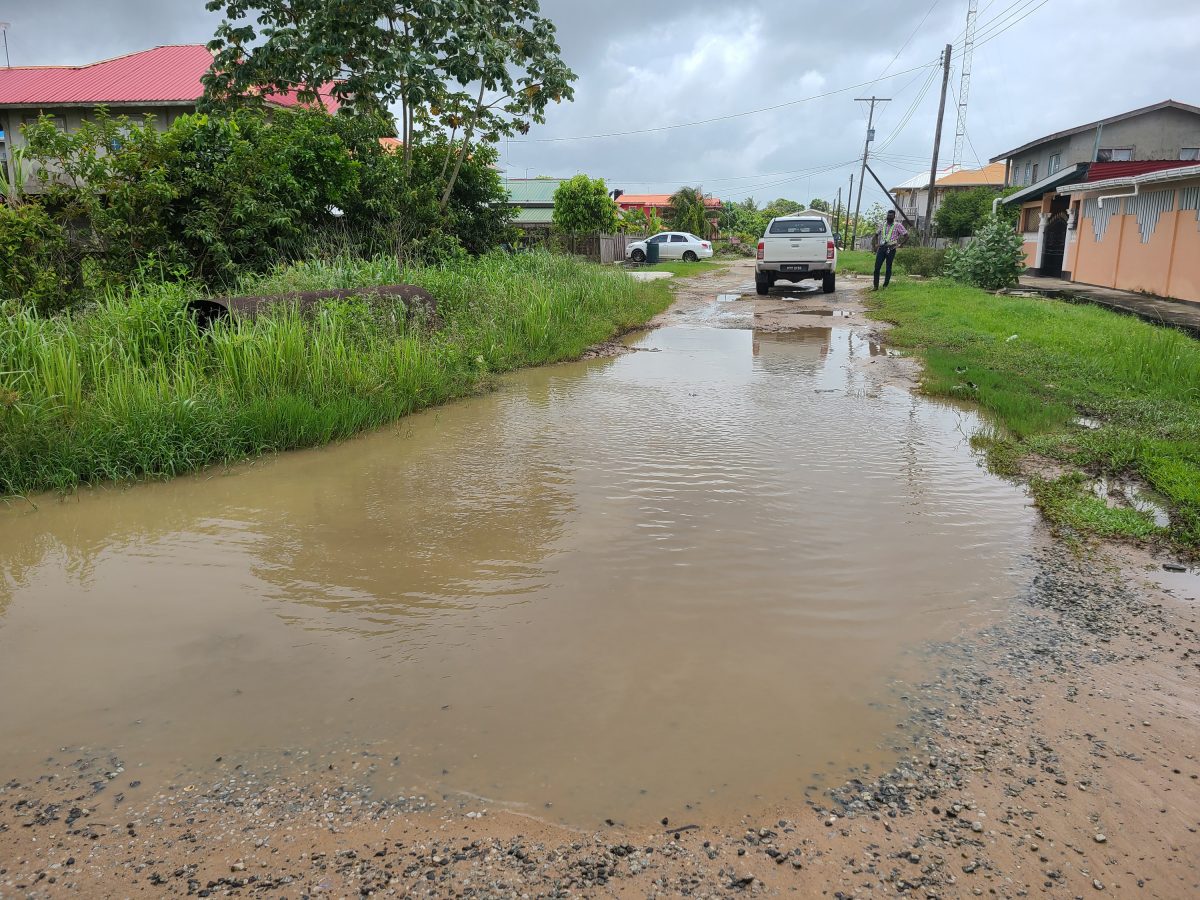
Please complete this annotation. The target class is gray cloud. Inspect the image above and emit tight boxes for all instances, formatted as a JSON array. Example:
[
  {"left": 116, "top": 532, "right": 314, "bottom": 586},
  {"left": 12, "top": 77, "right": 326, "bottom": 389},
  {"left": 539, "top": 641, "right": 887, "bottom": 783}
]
[{"left": 8, "top": 0, "right": 1199, "bottom": 206}]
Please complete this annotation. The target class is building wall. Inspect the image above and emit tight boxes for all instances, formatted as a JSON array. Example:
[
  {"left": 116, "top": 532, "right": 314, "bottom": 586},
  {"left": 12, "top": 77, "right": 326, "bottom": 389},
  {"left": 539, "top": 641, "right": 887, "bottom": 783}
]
[
  {"left": 2, "top": 104, "right": 195, "bottom": 192},
  {"left": 1068, "top": 179, "right": 1200, "bottom": 303},
  {"left": 1019, "top": 200, "right": 1043, "bottom": 268},
  {"left": 1007, "top": 107, "right": 1200, "bottom": 186}
]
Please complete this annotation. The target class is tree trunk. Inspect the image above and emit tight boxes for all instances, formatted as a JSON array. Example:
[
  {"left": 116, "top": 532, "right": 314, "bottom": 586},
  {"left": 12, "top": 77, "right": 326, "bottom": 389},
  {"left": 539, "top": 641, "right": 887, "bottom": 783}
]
[{"left": 439, "top": 82, "right": 486, "bottom": 214}]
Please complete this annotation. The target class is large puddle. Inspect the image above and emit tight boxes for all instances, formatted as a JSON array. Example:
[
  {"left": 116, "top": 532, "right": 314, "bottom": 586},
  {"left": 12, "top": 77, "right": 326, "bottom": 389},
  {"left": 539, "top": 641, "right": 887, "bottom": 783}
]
[{"left": 0, "top": 325, "right": 1034, "bottom": 826}]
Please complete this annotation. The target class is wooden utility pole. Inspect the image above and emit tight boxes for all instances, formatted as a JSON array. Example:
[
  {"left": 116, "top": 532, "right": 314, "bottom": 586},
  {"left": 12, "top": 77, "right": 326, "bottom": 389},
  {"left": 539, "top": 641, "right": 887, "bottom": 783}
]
[
  {"left": 844, "top": 173, "right": 855, "bottom": 248},
  {"left": 850, "top": 97, "right": 889, "bottom": 250},
  {"left": 924, "top": 43, "right": 953, "bottom": 242},
  {"left": 833, "top": 187, "right": 843, "bottom": 238}
]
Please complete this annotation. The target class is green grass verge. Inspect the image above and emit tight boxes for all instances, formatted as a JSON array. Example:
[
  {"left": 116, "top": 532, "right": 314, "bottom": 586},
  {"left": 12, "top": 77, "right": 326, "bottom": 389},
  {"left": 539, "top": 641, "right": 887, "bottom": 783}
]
[
  {"left": 639, "top": 260, "right": 726, "bottom": 276},
  {"left": 838, "top": 249, "right": 908, "bottom": 278},
  {"left": 867, "top": 278, "right": 1200, "bottom": 551},
  {"left": 0, "top": 252, "right": 673, "bottom": 496}
]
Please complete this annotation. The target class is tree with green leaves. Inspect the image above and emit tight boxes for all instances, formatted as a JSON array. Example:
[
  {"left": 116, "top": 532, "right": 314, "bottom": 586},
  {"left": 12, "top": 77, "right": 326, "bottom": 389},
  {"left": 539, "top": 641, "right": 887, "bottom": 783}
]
[
  {"left": 552, "top": 175, "right": 618, "bottom": 236},
  {"left": 934, "top": 185, "right": 1006, "bottom": 238},
  {"left": 617, "top": 206, "right": 650, "bottom": 234},
  {"left": 667, "top": 186, "right": 712, "bottom": 237},
  {"left": 202, "top": 0, "right": 576, "bottom": 211},
  {"left": 808, "top": 198, "right": 832, "bottom": 213},
  {"left": 762, "top": 198, "right": 804, "bottom": 219}
]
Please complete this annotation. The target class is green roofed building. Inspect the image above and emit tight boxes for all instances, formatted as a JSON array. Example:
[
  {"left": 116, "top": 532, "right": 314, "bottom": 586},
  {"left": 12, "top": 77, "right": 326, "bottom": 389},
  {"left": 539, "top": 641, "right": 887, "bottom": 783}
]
[{"left": 504, "top": 177, "right": 567, "bottom": 230}]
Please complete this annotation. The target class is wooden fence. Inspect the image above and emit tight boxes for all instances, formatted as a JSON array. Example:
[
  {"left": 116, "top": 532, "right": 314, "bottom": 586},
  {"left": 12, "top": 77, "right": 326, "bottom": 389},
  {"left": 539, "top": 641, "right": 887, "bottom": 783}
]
[{"left": 561, "top": 233, "right": 630, "bottom": 264}]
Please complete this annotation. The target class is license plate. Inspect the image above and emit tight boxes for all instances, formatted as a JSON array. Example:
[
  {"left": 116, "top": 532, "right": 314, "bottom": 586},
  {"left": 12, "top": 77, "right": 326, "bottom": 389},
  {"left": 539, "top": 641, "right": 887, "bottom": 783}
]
[{"left": 781, "top": 264, "right": 808, "bottom": 272}]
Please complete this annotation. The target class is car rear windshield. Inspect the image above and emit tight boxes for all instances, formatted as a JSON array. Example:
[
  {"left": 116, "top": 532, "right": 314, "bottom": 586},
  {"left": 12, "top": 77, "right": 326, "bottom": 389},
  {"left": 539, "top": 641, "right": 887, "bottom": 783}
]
[{"left": 769, "top": 219, "right": 827, "bottom": 235}]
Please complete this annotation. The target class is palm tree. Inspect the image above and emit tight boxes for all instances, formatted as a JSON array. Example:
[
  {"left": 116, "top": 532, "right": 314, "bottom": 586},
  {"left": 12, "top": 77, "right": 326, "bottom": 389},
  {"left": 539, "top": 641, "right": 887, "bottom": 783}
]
[{"left": 667, "top": 186, "right": 710, "bottom": 237}]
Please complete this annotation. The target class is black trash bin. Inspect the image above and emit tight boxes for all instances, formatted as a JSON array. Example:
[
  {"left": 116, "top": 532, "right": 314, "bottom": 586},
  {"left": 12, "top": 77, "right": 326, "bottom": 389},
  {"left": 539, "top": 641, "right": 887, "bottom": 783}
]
[{"left": 645, "top": 240, "right": 660, "bottom": 264}]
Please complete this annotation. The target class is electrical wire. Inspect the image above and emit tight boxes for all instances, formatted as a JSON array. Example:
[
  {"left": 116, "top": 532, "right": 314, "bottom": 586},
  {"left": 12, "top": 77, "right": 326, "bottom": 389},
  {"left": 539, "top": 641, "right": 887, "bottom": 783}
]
[
  {"left": 950, "top": 0, "right": 1052, "bottom": 61},
  {"left": 875, "top": 65, "right": 940, "bottom": 153},
  {"left": 947, "top": 73, "right": 986, "bottom": 169},
  {"left": 876, "top": 0, "right": 941, "bottom": 81},
  {"left": 509, "top": 59, "right": 940, "bottom": 144}
]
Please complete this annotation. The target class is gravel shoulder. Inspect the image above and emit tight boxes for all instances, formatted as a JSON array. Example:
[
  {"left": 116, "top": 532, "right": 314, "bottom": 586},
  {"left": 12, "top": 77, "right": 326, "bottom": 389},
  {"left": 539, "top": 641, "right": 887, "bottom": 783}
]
[{"left": 2, "top": 265, "right": 1198, "bottom": 898}]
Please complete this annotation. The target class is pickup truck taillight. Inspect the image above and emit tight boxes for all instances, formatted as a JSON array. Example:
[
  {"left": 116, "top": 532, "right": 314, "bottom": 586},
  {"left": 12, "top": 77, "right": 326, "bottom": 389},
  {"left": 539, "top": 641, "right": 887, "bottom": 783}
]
[
  {"left": 756, "top": 241, "right": 765, "bottom": 260},
  {"left": 826, "top": 240, "right": 835, "bottom": 260}
]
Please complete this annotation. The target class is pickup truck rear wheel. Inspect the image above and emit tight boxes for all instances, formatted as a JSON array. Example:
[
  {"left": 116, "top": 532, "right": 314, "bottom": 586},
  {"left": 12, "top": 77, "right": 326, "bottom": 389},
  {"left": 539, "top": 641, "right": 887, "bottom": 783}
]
[
  {"left": 755, "top": 274, "right": 770, "bottom": 296},
  {"left": 822, "top": 272, "right": 836, "bottom": 294}
]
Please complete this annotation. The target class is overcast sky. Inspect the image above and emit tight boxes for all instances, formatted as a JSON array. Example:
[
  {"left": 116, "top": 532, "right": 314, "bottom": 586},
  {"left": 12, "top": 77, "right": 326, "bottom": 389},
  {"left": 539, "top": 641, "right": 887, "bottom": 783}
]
[{"left": 7, "top": 0, "right": 1199, "bottom": 207}]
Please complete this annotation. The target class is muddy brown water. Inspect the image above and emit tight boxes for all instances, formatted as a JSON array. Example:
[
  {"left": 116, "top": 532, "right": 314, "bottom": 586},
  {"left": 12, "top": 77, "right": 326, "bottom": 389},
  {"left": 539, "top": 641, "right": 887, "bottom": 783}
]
[{"left": 0, "top": 324, "right": 1035, "bottom": 827}]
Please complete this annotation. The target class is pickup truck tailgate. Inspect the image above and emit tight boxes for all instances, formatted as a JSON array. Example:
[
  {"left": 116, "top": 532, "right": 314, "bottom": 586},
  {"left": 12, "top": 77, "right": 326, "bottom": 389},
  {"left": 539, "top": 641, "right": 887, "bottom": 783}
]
[{"left": 761, "top": 234, "right": 828, "bottom": 264}]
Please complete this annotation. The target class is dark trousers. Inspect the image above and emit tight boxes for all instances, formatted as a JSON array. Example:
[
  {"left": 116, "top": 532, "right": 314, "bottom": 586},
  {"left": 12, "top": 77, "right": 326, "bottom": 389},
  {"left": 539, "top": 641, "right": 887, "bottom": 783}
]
[{"left": 874, "top": 245, "right": 897, "bottom": 289}]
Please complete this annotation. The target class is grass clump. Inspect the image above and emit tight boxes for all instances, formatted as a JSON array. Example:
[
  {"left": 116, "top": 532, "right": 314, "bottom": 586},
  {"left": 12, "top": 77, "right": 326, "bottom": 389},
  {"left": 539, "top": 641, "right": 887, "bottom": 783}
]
[
  {"left": 837, "top": 249, "right": 907, "bottom": 278},
  {"left": 0, "top": 251, "right": 671, "bottom": 496},
  {"left": 868, "top": 278, "right": 1200, "bottom": 552},
  {"left": 639, "top": 260, "right": 726, "bottom": 276}
]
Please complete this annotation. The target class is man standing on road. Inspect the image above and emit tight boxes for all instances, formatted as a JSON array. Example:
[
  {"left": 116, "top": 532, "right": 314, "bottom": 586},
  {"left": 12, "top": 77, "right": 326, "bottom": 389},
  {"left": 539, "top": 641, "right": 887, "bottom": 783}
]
[{"left": 872, "top": 210, "right": 908, "bottom": 289}]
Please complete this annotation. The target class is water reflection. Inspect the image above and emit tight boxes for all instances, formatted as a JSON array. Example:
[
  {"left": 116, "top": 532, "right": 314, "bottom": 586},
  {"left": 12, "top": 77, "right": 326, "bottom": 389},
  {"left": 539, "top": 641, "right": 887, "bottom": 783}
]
[{"left": 0, "top": 326, "right": 1035, "bottom": 825}]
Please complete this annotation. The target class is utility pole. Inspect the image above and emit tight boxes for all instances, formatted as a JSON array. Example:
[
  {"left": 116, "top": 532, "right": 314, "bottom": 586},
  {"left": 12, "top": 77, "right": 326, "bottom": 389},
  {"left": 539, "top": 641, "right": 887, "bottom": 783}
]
[
  {"left": 833, "top": 187, "right": 842, "bottom": 239},
  {"left": 844, "top": 173, "right": 854, "bottom": 248},
  {"left": 924, "top": 43, "right": 953, "bottom": 242},
  {"left": 0, "top": 22, "right": 11, "bottom": 68},
  {"left": 850, "top": 97, "right": 889, "bottom": 250}
]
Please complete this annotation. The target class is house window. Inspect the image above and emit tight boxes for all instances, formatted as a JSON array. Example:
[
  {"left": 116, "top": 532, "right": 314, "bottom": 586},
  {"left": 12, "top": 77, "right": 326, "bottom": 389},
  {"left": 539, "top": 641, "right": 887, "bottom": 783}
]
[
  {"left": 1181, "top": 148, "right": 1200, "bottom": 161},
  {"left": 1024, "top": 161, "right": 1031, "bottom": 184},
  {"left": 1097, "top": 148, "right": 1133, "bottom": 162},
  {"left": 1032, "top": 163, "right": 1039, "bottom": 182},
  {"left": 1022, "top": 207, "right": 1040, "bottom": 233},
  {"left": 23, "top": 114, "right": 66, "bottom": 134},
  {"left": 1048, "top": 153, "right": 1061, "bottom": 175}
]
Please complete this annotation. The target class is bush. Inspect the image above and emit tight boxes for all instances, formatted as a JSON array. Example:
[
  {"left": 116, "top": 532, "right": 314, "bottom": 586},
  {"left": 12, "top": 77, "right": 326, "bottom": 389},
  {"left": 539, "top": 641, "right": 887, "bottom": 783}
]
[
  {"left": 14, "top": 107, "right": 513, "bottom": 308},
  {"left": 552, "top": 174, "right": 618, "bottom": 236},
  {"left": 895, "top": 246, "right": 946, "bottom": 278},
  {"left": 944, "top": 215, "right": 1025, "bottom": 291},
  {"left": 934, "top": 185, "right": 1003, "bottom": 238},
  {"left": 0, "top": 204, "right": 75, "bottom": 314}
]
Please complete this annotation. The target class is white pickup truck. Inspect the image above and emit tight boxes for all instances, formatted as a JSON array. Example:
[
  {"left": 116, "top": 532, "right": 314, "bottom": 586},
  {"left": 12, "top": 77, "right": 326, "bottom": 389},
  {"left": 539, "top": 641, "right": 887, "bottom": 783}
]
[{"left": 755, "top": 215, "right": 837, "bottom": 295}]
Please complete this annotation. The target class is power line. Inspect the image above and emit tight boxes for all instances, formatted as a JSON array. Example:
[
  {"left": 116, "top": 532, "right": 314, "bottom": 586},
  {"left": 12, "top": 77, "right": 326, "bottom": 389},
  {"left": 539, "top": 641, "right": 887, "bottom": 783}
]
[
  {"left": 876, "top": 0, "right": 941, "bottom": 81},
  {"left": 875, "top": 65, "right": 940, "bottom": 153},
  {"left": 950, "top": 0, "right": 1052, "bottom": 60},
  {"left": 972, "top": 0, "right": 1052, "bottom": 50},
  {"left": 510, "top": 60, "right": 938, "bottom": 144},
  {"left": 947, "top": 74, "right": 985, "bottom": 169}
]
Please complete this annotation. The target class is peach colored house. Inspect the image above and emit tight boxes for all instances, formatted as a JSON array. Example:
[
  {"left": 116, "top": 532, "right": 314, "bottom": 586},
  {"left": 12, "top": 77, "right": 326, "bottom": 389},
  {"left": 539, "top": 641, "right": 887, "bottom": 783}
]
[{"left": 1055, "top": 165, "right": 1200, "bottom": 304}]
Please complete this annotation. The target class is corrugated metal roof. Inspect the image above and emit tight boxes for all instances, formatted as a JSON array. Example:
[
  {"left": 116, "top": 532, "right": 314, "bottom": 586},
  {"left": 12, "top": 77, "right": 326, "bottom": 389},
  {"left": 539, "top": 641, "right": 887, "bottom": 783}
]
[
  {"left": 505, "top": 178, "right": 566, "bottom": 203},
  {"left": 0, "top": 45, "right": 340, "bottom": 110},
  {"left": 1084, "top": 160, "right": 1196, "bottom": 182},
  {"left": 512, "top": 207, "right": 555, "bottom": 224},
  {"left": 618, "top": 193, "right": 722, "bottom": 207},
  {"left": 1058, "top": 163, "right": 1200, "bottom": 194},
  {"left": 937, "top": 161, "right": 1007, "bottom": 187},
  {"left": 999, "top": 162, "right": 1090, "bottom": 206}
]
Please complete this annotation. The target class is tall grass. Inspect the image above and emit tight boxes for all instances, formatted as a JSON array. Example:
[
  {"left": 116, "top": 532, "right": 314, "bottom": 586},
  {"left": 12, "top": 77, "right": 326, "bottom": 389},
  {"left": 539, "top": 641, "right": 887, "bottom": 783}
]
[
  {"left": 0, "top": 252, "right": 671, "bottom": 495},
  {"left": 869, "top": 279, "right": 1200, "bottom": 550}
]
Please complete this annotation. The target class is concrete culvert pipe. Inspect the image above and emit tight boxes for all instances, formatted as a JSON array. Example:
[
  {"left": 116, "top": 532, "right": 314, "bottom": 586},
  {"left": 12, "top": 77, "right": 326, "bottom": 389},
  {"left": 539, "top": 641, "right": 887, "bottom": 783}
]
[{"left": 187, "top": 285, "right": 440, "bottom": 330}]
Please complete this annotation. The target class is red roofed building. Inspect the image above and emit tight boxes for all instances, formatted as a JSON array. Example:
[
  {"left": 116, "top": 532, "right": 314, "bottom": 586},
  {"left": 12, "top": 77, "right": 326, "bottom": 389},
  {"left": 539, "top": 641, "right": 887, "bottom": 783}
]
[
  {"left": 0, "top": 45, "right": 341, "bottom": 190},
  {"left": 616, "top": 192, "right": 722, "bottom": 231}
]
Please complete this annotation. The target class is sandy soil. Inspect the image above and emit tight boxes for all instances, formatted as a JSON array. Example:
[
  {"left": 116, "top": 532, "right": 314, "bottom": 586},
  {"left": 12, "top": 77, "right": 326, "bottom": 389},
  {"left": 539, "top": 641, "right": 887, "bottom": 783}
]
[{"left": 2, "top": 263, "right": 1197, "bottom": 898}]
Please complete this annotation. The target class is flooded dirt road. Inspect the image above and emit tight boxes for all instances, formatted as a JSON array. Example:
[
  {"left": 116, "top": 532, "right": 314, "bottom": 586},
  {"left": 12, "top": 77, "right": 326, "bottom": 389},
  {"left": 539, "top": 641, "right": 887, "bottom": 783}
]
[
  {"left": 0, "top": 273, "right": 1032, "bottom": 828},
  {"left": 2, "top": 262, "right": 1197, "bottom": 898}
]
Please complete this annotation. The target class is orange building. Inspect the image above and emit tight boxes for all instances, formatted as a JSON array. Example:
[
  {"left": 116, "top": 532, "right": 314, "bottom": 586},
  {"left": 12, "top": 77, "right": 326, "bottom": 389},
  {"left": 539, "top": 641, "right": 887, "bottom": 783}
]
[{"left": 1055, "top": 165, "right": 1200, "bottom": 303}]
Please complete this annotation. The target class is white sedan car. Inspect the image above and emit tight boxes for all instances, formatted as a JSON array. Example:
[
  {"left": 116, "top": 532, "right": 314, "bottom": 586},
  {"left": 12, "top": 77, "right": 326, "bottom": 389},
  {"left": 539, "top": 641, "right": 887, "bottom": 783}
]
[{"left": 627, "top": 232, "right": 713, "bottom": 263}]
